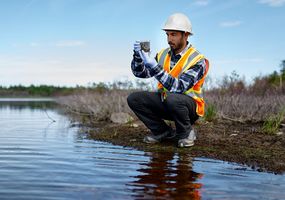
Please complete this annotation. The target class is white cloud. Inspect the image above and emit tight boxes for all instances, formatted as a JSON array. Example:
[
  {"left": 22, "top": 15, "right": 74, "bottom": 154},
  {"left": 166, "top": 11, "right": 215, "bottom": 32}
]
[
  {"left": 55, "top": 40, "right": 86, "bottom": 47},
  {"left": 194, "top": 0, "right": 209, "bottom": 6},
  {"left": 0, "top": 54, "right": 132, "bottom": 86},
  {"left": 29, "top": 42, "right": 40, "bottom": 47},
  {"left": 220, "top": 20, "right": 242, "bottom": 27},
  {"left": 11, "top": 43, "right": 21, "bottom": 48},
  {"left": 258, "top": 0, "right": 285, "bottom": 7}
]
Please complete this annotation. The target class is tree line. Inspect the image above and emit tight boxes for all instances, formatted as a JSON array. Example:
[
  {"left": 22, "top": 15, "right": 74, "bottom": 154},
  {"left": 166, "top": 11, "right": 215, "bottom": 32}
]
[{"left": 1, "top": 60, "right": 284, "bottom": 97}]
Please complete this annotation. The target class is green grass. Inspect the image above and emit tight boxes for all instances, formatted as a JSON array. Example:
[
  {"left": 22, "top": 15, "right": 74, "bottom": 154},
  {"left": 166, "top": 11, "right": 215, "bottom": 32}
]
[
  {"left": 262, "top": 109, "right": 285, "bottom": 134},
  {"left": 204, "top": 103, "right": 217, "bottom": 122}
]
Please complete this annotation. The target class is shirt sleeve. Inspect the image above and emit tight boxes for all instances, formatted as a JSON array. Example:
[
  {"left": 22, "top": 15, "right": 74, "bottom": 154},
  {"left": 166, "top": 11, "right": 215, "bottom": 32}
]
[
  {"left": 130, "top": 51, "right": 152, "bottom": 78},
  {"left": 151, "top": 58, "right": 207, "bottom": 93}
]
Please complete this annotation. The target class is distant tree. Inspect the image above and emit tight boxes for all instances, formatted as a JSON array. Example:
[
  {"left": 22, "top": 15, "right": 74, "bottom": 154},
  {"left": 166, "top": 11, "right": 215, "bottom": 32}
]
[
  {"left": 229, "top": 70, "right": 240, "bottom": 83},
  {"left": 268, "top": 71, "right": 279, "bottom": 86},
  {"left": 94, "top": 82, "right": 109, "bottom": 92},
  {"left": 280, "top": 60, "right": 285, "bottom": 75},
  {"left": 279, "top": 60, "right": 285, "bottom": 89}
]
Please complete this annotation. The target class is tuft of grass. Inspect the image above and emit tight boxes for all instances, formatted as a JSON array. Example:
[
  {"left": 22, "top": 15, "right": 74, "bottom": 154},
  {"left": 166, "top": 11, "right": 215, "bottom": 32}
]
[
  {"left": 262, "top": 109, "right": 285, "bottom": 134},
  {"left": 204, "top": 103, "right": 217, "bottom": 122}
]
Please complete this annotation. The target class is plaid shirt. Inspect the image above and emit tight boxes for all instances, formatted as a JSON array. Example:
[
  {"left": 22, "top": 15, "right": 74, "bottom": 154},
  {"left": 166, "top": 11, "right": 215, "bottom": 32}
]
[{"left": 131, "top": 46, "right": 207, "bottom": 93}]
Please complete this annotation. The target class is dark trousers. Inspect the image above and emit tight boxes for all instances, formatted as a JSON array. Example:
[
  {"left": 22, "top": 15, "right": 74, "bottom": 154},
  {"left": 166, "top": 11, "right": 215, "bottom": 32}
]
[{"left": 127, "top": 91, "right": 199, "bottom": 139}]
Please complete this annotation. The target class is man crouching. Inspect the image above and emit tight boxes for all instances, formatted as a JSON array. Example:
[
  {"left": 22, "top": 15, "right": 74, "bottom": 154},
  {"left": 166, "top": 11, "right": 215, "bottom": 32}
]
[{"left": 127, "top": 13, "right": 210, "bottom": 148}]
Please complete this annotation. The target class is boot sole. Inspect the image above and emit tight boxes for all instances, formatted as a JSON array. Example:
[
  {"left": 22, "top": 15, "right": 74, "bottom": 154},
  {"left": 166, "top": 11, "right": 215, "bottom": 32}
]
[
  {"left": 178, "top": 141, "right": 195, "bottom": 148},
  {"left": 143, "top": 137, "right": 160, "bottom": 144}
]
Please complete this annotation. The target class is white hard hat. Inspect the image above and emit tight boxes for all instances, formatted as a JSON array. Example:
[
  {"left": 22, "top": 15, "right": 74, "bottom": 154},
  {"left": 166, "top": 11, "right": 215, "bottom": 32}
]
[{"left": 162, "top": 13, "right": 193, "bottom": 35}]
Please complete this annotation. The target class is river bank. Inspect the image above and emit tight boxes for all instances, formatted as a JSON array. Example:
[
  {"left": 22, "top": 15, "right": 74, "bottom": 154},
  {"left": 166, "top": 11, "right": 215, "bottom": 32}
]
[
  {"left": 83, "top": 119, "right": 285, "bottom": 174},
  {"left": 56, "top": 89, "right": 285, "bottom": 174}
]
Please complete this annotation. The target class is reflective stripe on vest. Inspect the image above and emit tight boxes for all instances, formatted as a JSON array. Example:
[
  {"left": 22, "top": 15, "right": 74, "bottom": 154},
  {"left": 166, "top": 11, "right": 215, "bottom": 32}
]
[{"left": 157, "top": 47, "right": 209, "bottom": 116}]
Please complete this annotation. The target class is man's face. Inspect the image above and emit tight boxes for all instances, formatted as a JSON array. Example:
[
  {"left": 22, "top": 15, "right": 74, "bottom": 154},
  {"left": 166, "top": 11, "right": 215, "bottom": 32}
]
[{"left": 166, "top": 30, "right": 187, "bottom": 52}]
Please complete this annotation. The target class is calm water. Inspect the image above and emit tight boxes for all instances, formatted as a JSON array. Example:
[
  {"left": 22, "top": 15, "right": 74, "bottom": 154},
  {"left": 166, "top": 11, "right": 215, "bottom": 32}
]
[{"left": 0, "top": 99, "right": 284, "bottom": 200}]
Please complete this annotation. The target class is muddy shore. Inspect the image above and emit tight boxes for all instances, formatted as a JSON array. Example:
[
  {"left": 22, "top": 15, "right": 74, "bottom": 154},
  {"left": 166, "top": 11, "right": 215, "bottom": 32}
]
[{"left": 83, "top": 119, "right": 285, "bottom": 174}]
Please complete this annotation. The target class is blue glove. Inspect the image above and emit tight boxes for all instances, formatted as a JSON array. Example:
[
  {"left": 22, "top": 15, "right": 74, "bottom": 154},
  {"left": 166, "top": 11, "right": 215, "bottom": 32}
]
[
  {"left": 138, "top": 50, "right": 158, "bottom": 69},
  {"left": 133, "top": 40, "right": 158, "bottom": 69}
]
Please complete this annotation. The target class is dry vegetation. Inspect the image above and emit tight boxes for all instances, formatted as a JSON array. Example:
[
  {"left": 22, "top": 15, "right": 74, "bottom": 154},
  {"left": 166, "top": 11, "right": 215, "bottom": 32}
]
[
  {"left": 205, "top": 93, "right": 285, "bottom": 123},
  {"left": 57, "top": 89, "right": 132, "bottom": 124},
  {"left": 57, "top": 66, "right": 285, "bottom": 134},
  {"left": 58, "top": 90, "right": 285, "bottom": 128},
  {"left": 203, "top": 70, "right": 285, "bottom": 133}
]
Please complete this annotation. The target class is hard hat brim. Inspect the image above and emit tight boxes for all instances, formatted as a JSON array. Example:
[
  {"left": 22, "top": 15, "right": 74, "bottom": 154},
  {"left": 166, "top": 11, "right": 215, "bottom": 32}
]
[{"left": 162, "top": 28, "right": 193, "bottom": 35}]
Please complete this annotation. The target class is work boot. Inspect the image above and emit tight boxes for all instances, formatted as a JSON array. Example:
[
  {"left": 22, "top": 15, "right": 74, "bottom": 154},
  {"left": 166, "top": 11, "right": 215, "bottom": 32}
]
[
  {"left": 178, "top": 129, "right": 196, "bottom": 148},
  {"left": 144, "top": 129, "right": 176, "bottom": 144}
]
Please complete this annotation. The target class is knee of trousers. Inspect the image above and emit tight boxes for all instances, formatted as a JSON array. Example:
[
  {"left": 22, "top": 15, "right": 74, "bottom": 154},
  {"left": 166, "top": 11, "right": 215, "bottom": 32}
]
[{"left": 127, "top": 92, "right": 142, "bottom": 109}]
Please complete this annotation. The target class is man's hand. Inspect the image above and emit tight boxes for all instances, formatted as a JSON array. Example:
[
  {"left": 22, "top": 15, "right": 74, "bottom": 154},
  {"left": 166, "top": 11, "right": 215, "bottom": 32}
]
[
  {"left": 133, "top": 40, "right": 158, "bottom": 70},
  {"left": 138, "top": 50, "right": 158, "bottom": 69},
  {"left": 133, "top": 41, "right": 142, "bottom": 52}
]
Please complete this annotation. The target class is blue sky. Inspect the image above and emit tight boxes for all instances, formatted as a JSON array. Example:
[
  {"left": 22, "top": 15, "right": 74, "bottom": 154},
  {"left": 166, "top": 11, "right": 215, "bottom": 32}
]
[{"left": 0, "top": 0, "right": 284, "bottom": 86}]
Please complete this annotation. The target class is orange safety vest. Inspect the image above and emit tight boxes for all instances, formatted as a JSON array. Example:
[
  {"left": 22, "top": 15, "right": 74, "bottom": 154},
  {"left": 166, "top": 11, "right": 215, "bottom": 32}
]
[{"left": 157, "top": 46, "right": 209, "bottom": 117}]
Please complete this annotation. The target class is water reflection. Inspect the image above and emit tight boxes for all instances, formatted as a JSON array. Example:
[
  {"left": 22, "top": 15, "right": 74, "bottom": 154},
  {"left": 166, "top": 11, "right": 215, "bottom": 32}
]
[{"left": 129, "top": 152, "right": 203, "bottom": 200}]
